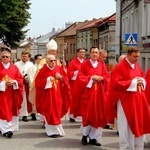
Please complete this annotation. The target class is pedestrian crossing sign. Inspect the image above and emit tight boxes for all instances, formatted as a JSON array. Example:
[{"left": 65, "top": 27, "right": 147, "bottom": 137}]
[{"left": 124, "top": 33, "right": 138, "bottom": 46}]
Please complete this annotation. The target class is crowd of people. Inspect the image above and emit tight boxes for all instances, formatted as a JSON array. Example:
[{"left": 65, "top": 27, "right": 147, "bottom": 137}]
[{"left": 0, "top": 39, "right": 150, "bottom": 149}]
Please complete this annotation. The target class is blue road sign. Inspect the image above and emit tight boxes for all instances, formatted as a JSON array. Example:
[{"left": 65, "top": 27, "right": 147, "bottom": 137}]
[{"left": 124, "top": 33, "right": 138, "bottom": 46}]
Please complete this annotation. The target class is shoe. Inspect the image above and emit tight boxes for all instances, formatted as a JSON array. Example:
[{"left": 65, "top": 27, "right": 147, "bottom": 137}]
[
  {"left": 117, "top": 131, "right": 119, "bottom": 135},
  {"left": 22, "top": 116, "right": 28, "bottom": 122},
  {"left": 89, "top": 139, "right": 101, "bottom": 146},
  {"left": 48, "top": 134, "right": 58, "bottom": 138},
  {"left": 31, "top": 114, "right": 37, "bottom": 120},
  {"left": 103, "top": 124, "right": 110, "bottom": 129},
  {"left": 3, "top": 131, "right": 13, "bottom": 138},
  {"left": 69, "top": 118, "right": 75, "bottom": 122},
  {"left": 81, "top": 135, "right": 87, "bottom": 145}
]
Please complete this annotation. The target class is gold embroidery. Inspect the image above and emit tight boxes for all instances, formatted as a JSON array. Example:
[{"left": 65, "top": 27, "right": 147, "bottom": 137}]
[
  {"left": 2, "top": 75, "right": 10, "bottom": 81},
  {"left": 51, "top": 78, "right": 58, "bottom": 90},
  {"left": 2, "top": 75, "right": 11, "bottom": 90}
]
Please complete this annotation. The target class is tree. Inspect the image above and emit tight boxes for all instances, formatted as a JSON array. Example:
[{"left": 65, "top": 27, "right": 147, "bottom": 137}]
[{"left": 0, "top": 0, "right": 31, "bottom": 48}]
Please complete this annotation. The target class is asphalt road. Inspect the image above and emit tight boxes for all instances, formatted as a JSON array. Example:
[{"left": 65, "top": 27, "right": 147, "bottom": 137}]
[{"left": 0, "top": 115, "right": 150, "bottom": 150}]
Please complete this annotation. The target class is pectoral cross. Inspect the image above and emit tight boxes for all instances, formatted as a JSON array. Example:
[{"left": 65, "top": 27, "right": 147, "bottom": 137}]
[{"left": 51, "top": 78, "right": 58, "bottom": 90}]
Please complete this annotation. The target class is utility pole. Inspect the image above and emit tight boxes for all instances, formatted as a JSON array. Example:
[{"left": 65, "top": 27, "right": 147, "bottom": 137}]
[{"left": 119, "top": 0, "right": 122, "bottom": 56}]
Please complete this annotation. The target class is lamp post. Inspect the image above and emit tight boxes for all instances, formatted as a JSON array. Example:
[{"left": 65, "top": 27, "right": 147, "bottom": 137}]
[
  {"left": 63, "top": 43, "right": 67, "bottom": 61},
  {"left": 119, "top": 0, "right": 122, "bottom": 56}
]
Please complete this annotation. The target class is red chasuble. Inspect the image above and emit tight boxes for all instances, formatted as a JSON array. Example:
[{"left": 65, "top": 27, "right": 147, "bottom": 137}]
[
  {"left": 67, "top": 58, "right": 85, "bottom": 115},
  {"left": 73, "top": 59, "right": 110, "bottom": 128},
  {"left": 0, "top": 62, "right": 23, "bottom": 122},
  {"left": 106, "top": 58, "right": 150, "bottom": 137},
  {"left": 145, "top": 68, "right": 150, "bottom": 105},
  {"left": 35, "top": 64, "right": 71, "bottom": 125}
]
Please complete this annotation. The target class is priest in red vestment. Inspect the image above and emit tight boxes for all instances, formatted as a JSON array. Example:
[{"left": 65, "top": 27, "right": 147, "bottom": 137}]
[
  {"left": 35, "top": 54, "right": 71, "bottom": 138},
  {"left": 0, "top": 50, "right": 23, "bottom": 138},
  {"left": 67, "top": 48, "right": 85, "bottom": 122},
  {"left": 73, "top": 47, "right": 109, "bottom": 146},
  {"left": 106, "top": 46, "right": 150, "bottom": 149}
]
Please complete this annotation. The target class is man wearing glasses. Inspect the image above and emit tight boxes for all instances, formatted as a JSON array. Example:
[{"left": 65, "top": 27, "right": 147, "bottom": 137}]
[
  {"left": 0, "top": 50, "right": 23, "bottom": 138},
  {"left": 67, "top": 48, "right": 86, "bottom": 122},
  {"left": 35, "top": 54, "right": 71, "bottom": 138}
]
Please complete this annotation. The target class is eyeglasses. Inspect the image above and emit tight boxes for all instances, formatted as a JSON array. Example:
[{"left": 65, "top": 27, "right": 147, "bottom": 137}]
[
  {"left": 2, "top": 56, "right": 9, "bottom": 58},
  {"left": 49, "top": 60, "right": 56, "bottom": 62}
]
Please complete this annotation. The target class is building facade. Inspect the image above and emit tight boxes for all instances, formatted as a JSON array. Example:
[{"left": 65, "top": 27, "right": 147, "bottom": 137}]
[{"left": 115, "top": 0, "right": 150, "bottom": 72}]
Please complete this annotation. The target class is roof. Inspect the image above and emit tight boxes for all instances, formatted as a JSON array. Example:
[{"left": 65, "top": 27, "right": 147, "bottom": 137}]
[
  {"left": 36, "top": 28, "right": 57, "bottom": 43},
  {"left": 57, "top": 21, "right": 91, "bottom": 37},
  {"left": 96, "top": 13, "right": 116, "bottom": 27},
  {"left": 77, "top": 17, "right": 108, "bottom": 31},
  {"left": 0, "top": 42, "right": 9, "bottom": 48}
]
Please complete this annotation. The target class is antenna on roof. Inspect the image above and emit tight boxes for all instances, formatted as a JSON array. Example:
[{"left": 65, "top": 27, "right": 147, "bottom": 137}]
[{"left": 53, "top": 22, "right": 55, "bottom": 29}]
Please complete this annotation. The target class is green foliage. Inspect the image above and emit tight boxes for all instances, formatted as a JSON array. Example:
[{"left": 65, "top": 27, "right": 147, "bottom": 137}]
[
  {"left": 122, "top": 42, "right": 128, "bottom": 51},
  {"left": 0, "top": 0, "right": 31, "bottom": 48}
]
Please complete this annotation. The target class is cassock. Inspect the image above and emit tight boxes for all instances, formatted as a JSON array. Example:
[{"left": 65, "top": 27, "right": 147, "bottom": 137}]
[
  {"left": 67, "top": 57, "right": 84, "bottom": 118},
  {"left": 35, "top": 64, "right": 71, "bottom": 125},
  {"left": 73, "top": 59, "right": 109, "bottom": 128},
  {"left": 106, "top": 58, "right": 150, "bottom": 137},
  {"left": 145, "top": 68, "right": 150, "bottom": 105},
  {"left": 15, "top": 60, "right": 33, "bottom": 114},
  {"left": 0, "top": 62, "right": 23, "bottom": 122}
]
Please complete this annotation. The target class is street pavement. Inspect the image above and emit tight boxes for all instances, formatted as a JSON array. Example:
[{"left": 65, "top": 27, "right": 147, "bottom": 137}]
[{"left": 0, "top": 115, "right": 150, "bottom": 150}]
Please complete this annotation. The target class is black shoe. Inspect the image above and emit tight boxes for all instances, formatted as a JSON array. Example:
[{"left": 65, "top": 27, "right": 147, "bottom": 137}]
[
  {"left": 22, "top": 116, "right": 28, "bottom": 122},
  {"left": 48, "top": 134, "right": 58, "bottom": 138},
  {"left": 103, "top": 124, "right": 110, "bottom": 129},
  {"left": 89, "top": 139, "right": 101, "bottom": 146},
  {"left": 81, "top": 135, "right": 87, "bottom": 145},
  {"left": 3, "top": 131, "right": 13, "bottom": 138},
  {"left": 69, "top": 118, "right": 75, "bottom": 122},
  {"left": 31, "top": 114, "right": 37, "bottom": 120}
]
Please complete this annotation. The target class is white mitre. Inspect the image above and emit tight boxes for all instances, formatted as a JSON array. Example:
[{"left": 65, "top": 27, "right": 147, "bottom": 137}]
[{"left": 46, "top": 39, "right": 57, "bottom": 51}]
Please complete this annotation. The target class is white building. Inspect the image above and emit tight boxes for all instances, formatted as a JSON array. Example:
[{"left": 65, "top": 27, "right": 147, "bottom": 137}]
[{"left": 115, "top": 0, "right": 150, "bottom": 72}]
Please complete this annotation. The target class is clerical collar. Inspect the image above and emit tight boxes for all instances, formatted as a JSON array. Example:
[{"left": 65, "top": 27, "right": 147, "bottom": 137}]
[
  {"left": 90, "top": 59, "right": 98, "bottom": 68},
  {"left": 2, "top": 62, "right": 10, "bottom": 69},
  {"left": 126, "top": 58, "right": 134, "bottom": 69},
  {"left": 77, "top": 57, "right": 84, "bottom": 63},
  {"left": 46, "top": 64, "right": 55, "bottom": 70}
]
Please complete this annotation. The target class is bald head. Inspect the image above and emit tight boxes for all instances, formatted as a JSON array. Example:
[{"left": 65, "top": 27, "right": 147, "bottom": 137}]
[
  {"left": 46, "top": 54, "right": 56, "bottom": 68},
  {"left": 99, "top": 49, "right": 107, "bottom": 62},
  {"left": 118, "top": 55, "right": 126, "bottom": 62}
]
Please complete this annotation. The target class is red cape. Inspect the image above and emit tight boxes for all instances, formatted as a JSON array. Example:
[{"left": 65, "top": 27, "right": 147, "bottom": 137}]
[
  {"left": 106, "top": 58, "right": 150, "bottom": 137},
  {"left": 0, "top": 62, "right": 23, "bottom": 121},
  {"left": 67, "top": 58, "right": 85, "bottom": 115},
  {"left": 35, "top": 64, "right": 71, "bottom": 125},
  {"left": 72, "top": 59, "right": 110, "bottom": 128}
]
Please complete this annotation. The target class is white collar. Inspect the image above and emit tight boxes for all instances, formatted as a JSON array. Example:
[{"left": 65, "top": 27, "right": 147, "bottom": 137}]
[
  {"left": 90, "top": 59, "right": 98, "bottom": 68},
  {"left": 2, "top": 62, "right": 10, "bottom": 69},
  {"left": 77, "top": 57, "right": 84, "bottom": 63},
  {"left": 126, "top": 58, "right": 134, "bottom": 69},
  {"left": 47, "top": 64, "right": 55, "bottom": 70}
]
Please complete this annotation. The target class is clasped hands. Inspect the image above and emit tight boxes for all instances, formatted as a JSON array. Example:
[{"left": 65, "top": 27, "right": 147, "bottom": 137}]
[
  {"left": 92, "top": 75, "right": 103, "bottom": 83},
  {"left": 136, "top": 77, "right": 143, "bottom": 86},
  {"left": 50, "top": 72, "right": 62, "bottom": 81},
  {"left": 5, "top": 78, "right": 15, "bottom": 86}
]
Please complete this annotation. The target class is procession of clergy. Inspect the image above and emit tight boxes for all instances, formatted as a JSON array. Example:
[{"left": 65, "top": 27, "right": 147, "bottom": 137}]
[{"left": 0, "top": 38, "right": 150, "bottom": 149}]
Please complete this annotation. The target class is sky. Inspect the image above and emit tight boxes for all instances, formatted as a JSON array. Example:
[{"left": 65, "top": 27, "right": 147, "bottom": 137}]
[{"left": 25, "top": 0, "right": 116, "bottom": 38}]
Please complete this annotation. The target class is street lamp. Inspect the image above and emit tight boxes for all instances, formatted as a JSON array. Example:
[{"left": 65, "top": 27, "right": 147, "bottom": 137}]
[{"left": 63, "top": 43, "right": 67, "bottom": 61}]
